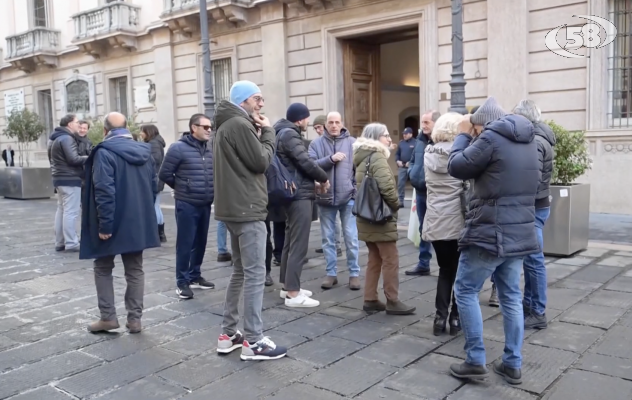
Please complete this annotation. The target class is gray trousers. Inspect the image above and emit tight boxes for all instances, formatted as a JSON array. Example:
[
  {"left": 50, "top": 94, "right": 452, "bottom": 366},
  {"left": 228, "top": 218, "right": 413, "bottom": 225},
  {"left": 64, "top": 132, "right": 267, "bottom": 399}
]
[
  {"left": 94, "top": 252, "right": 144, "bottom": 322},
  {"left": 280, "top": 200, "right": 313, "bottom": 291},
  {"left": 397, "top": 167, "right": 409, "bottom": 203},
  {"left": 222, "top": 221, "right": 266, "bottom": 343}
]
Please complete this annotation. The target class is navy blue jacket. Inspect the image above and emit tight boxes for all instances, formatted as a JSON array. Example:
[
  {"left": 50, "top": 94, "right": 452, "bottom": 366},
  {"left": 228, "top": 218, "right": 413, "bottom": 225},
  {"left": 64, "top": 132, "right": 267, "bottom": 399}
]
[
  {"left": 407, "top": 133, "right": 432, "bottom": 193},
  {"left": 448, "top": 114, "right": 541, "bottom": 258},
  {"left": 396, "top": 138, "right": 416, "bottom": 164},
  {"left": 80, "top": 130, "right": 160, "bottom": 260},
  {"left": 159, "top": 133, "right": 214, "bottom": 207}
]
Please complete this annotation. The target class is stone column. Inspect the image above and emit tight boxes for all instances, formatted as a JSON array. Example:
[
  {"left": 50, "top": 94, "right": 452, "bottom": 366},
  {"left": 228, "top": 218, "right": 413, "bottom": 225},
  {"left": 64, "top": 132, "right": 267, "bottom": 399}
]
[
  {"left": 486, "top": 0, "right": 528, "bottom": 111},
  {"left": 260, "top": 2, "right": 288, "bottom": 124},
  {"left": 152, "top": 28, "right": 179, "bottom": 143}
]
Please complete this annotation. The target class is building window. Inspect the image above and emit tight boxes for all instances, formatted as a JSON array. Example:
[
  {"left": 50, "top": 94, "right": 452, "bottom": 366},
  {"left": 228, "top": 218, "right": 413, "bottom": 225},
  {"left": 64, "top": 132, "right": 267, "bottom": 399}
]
[
  {"left": 37, "top": 89, "right": 54, "bottom": 149},
  {"left": 109, "top": 76, "right": 129, "bottom": 117},
  {"left": 609, "top": 0, "right": 632, "bottom": 127},
  {"left": 32, "top": 0, "right": 49, "bottom": 28},
  {"left": 212, "top": 58, "right": 233, "bottom": 105}
]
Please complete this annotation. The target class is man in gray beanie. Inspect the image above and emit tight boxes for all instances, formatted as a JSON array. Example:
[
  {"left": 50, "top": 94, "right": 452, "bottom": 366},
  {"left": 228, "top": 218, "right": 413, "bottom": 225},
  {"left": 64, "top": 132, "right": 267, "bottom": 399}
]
[{"left": 446, "top": 96, "right": 540, "bottom": 385}]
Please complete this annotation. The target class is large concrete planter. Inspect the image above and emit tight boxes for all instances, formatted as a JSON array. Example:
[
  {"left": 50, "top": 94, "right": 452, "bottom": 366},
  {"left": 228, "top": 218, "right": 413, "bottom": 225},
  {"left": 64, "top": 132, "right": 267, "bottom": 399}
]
[
  {"left": 0, "top": 167, "right": 54, "bottom": 199},
  {"left": 542, "top": 183, "right": 590, "bottom": 257}
]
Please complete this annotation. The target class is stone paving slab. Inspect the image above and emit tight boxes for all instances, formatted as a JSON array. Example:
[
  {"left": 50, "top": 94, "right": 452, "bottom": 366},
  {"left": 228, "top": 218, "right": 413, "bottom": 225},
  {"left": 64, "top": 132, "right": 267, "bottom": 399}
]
[{"left": 2, "top": 198, "right": 632, "bottom": 399}]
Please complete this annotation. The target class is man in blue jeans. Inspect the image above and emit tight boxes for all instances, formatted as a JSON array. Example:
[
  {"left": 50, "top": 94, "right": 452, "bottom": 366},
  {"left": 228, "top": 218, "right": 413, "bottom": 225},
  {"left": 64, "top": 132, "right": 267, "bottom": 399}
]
[
  {"left": 406, "top": 110, "right": 440, "bottom": 275},
  {"left": 217, "top": 221, "right": 232, "bottom": 263},
  {"left": 447, "top": 97, "right": 540, "bottom": 385},
  {"left": 395, "top": 127, "right": 415, "bottom": 207},
  {"left": 514, "top": 99, "right": 556, "bottom": 330},
  {"left": 159, "top": 113, "right": 215, "bottom": 299}
]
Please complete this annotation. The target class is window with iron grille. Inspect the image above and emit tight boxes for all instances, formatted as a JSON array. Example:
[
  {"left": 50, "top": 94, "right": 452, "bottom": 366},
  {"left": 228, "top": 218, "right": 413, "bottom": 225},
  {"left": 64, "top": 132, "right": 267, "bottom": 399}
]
[
  {"left": 609, "top": 0, "right": 632, "bottom": 127},
  {"left": 109, "top": 76, "right": 129, "bottom": 117},
  {"left": 212, "top": 58, "right": 233, "bottom": 106},
  {"left": 33, "top": 0, "right": 48, "bottom": 27}
]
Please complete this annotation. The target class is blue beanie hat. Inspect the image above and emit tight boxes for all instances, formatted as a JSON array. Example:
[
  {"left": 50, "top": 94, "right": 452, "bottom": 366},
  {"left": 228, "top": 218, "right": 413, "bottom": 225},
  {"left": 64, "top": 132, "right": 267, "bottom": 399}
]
[
  {"left": 403, "top": 127, "right": 413, "bottom": 134},
  {"left": 286, "top": 103, "right": 310, "bottom": 123},
  {"left": 229, "top": 81, "right": 261, "bottom": 105}
]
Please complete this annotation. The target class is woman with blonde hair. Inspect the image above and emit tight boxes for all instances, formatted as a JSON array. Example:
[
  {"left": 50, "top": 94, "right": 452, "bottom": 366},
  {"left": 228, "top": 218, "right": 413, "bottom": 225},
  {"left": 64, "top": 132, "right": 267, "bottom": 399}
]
[
  {"left": 353, "top": 123, "right": 415, "bottom": 315},
  {"left": 422, "top": 112, "right": 468, "bottom": 335}
]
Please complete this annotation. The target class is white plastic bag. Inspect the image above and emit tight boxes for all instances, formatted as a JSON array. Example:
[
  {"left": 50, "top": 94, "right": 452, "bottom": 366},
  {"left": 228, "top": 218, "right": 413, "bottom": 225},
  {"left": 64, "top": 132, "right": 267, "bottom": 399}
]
[{"left": 407, "top": 188, "right": 421, "bottom": 247}]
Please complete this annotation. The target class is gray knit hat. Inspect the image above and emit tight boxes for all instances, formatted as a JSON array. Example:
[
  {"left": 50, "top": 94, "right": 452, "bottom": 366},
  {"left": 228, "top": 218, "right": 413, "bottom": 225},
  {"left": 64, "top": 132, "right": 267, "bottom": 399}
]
[
  {"left": 313, "top": 115, "right": 327, "bottom": 126},
  {"left": 470, "top": 96, "right": 506, "bottom": 126}
]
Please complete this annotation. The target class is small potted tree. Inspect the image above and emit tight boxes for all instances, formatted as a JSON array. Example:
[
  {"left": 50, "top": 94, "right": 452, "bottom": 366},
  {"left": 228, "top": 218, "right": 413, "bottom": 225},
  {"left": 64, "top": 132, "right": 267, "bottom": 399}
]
[
  {"left": 542, "top": 120, "right": 593, "bottom": 256},
  {"left": 0, "top": 108, "right": 53, "bottom": 199}
]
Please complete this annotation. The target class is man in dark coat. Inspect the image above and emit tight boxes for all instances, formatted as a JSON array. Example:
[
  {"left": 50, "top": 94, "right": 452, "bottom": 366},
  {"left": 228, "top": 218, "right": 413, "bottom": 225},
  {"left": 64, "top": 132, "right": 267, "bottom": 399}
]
[
  {"left": 447, "top": 96, "right": 540, "bottom": 385},
  {"left": 76, "top": 120, "right": 94, "bottom": 156},
  {"left": 80, "top": 112, "right": 160, "bottom": 334},
  {"left": 159, "top": 113, "right": 215, "bottom": 300},
  {"left": 396, "top": 127, "right": 415, "bottom": 206},
  {"left": 274, "top": 103, "right": 329, "bottom": 308},
  {"left": 2, "top": 145, "right": 14, "bottom": 166}
]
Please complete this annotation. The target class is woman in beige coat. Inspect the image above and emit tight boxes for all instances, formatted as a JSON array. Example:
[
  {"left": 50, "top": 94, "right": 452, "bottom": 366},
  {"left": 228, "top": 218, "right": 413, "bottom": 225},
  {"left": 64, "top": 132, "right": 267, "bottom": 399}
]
[{"left": 422, "top": 112, "right": 468, "bottom": 336}]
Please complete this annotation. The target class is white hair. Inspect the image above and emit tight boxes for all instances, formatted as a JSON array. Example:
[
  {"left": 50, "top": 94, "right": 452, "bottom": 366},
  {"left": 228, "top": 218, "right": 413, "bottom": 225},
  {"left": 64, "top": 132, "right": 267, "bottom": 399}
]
[
  {"left": 361, "top": 123, "right": 388, "bottom": 141},
  {"left": 513, "top": 99, "right": 541, "bottom": 123}
]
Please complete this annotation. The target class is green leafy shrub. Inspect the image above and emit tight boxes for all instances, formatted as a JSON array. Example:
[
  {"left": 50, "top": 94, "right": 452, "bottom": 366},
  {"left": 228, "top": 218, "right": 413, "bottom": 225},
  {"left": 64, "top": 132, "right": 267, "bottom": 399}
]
[
  {"left": 3, "top": 108, "right": 46, "bottom": 167},
  {"left": 86, "top": 114, "right": 143, "bottom": 145},
  {"left": 545, "top": 120, "right": 592, "bottom": 185}
]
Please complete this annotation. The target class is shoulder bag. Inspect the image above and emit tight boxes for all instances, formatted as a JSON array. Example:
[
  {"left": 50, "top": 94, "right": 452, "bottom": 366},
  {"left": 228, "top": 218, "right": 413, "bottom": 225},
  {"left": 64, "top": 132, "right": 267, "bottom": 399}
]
[{"left": 352, "top": 153, "right": 393, "bottom": 225}]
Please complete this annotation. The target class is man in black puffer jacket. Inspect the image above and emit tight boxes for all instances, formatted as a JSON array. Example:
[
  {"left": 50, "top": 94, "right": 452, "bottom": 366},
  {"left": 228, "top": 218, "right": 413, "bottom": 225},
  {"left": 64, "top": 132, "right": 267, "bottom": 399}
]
[
  {"left": 446, "top": 96, "right": 540, "bottom": 385},
  {"left": 513, "top": 99, "right": 556, "bottom": 331},
  {"left": 159, "top": 113, "right": 215, "bottom": 300},
  {"left": 274, "top": 103, "right": 329, "bottom": 308}
]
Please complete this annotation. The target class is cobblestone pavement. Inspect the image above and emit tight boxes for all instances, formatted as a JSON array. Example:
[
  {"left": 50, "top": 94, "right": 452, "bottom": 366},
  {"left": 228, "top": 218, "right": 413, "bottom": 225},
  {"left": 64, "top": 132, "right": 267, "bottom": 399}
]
[{"left": 2, "top": 198, "right": 632, "bottom": 399}]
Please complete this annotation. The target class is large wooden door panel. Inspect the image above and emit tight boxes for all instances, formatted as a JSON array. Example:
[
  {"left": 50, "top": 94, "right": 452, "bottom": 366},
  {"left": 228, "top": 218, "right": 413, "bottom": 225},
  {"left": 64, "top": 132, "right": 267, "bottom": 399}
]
[{"left": 343, "top": 41, "right": 379, "bottom": 137}]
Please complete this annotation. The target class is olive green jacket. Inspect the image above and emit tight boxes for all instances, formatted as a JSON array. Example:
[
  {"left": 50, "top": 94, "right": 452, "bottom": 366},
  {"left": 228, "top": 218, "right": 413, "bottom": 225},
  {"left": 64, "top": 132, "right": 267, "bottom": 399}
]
[{"left": 352, "top": 137, "right": 399, "bottom": 242}]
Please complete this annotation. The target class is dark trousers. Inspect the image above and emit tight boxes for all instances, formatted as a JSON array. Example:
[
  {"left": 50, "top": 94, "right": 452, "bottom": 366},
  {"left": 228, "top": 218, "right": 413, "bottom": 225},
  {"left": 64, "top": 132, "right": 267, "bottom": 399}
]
[
  {"left": 175, "top": 200, "right": 211, "bottom": 286},
  {"left": 432, "top": 240, "right": 460, "bottom": 319},
  {"left": 265, "top": 220, "right": 272, "bottom": 274},
  {"left": 94, "top": 252, "right": 144, "bottom": 321},
  {"left": 272, "top": 221, "right": 286, "bottom": 261},
  {"left": 280, "top": 200, "right": 313, "bottom": 291}
]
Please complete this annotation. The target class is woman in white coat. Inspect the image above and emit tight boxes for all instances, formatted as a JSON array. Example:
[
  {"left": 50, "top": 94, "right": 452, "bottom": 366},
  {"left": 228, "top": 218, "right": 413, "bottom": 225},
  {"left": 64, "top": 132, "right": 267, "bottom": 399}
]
[{"left": 422, "top": 112, "right": 468, "bottom": 336}]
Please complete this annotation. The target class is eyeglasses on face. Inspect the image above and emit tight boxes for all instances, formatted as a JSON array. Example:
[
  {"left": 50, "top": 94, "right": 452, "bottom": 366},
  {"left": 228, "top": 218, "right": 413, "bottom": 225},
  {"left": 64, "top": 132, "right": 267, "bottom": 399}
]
[
  {"left": 194, "top": 124, "right": 212, "bottom": 131},
  {"left": 252, "top": 96, "right": 264, "bottom": 103}
]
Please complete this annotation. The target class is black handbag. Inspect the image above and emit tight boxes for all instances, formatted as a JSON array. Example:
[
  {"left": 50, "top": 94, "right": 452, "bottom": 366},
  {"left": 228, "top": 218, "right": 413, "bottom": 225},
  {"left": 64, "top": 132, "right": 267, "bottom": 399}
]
[{"left": 352, "top": 154, "right": 394, "bottom": 225}]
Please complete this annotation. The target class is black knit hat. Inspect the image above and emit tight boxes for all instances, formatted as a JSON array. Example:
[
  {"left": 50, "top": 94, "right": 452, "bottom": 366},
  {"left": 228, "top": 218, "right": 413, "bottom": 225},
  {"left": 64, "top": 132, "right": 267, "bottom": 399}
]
[{"left": 286, "top": 103, "right": 310, "bottom": 123}]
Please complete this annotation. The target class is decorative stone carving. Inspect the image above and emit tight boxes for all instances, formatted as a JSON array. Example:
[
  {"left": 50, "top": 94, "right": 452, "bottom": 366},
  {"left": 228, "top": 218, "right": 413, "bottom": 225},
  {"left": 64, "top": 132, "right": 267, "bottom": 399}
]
[
  {"left": 279, "top": 0, "right": 342, "bottom": 10},
  {"left": 212, "top": 6, "right": 247, "bottom": 25},
  {"left": 604, "top": 142, "right": 632, "bottom": 154},
  {"left": 59, "top": 72, "right": 97, "bottom": 119}
]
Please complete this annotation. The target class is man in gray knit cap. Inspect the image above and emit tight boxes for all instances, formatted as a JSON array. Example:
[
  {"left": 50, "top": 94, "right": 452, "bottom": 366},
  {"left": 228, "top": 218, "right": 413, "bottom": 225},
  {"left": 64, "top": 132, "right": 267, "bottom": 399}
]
[{"left": 446, "top": 96, "right": 540, "bottom": 385}]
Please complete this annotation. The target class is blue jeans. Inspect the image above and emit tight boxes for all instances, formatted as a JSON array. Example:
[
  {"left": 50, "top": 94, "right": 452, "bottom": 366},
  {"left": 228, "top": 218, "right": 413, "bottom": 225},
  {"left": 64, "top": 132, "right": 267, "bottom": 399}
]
[
  {"left": 175, "top": 200, "right": 211, "bottom": 286},
  {"left": 416, "top": 192, "right": 432, "bottom": 268},
  {"left": 319, "top": 201, "right": 360, "bottom": 277},
  {"left": 217, "top": 220, "right": 230, "bottom": 254},
  {"left": 455, "top": 246, "right": 524, "bottom": 369},
  {"left": 523, "top": 207, "right": 550, "bottom": 315},
  {"left": 154, "top": 193, "right": 164, "bottom": 225}
]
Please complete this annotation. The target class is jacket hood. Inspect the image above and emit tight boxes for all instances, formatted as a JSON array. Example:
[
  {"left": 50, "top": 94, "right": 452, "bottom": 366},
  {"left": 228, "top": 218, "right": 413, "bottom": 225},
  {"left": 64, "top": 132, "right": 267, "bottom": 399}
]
[
  {"left": 485, "top": 114, "right": 535, "bottom": 144},
  {"left": 533, "top": 122, "right": 556, "bottom": 146},
  {"left": 424, "top": 142, "right": 452, "bottom": 173},
  {"left": 352, "top": 137, "right": 390, "bottom": 166},
  {"left": 152, "top": 134, "right": 166, "bottom": 148},
  {"left": 323, "top": 127, "right": 350, "bottom": 141},
  {"left": 273, "top": 118, "right": 301, "bottom": 136},
  {"left": 214, "top": 100, "right": 252, "bottom": 130},
  {"left": 50, "top": 127, "right": 73, "bottom": 141},
  {"left": 75, "top": 134, "right": 91, "bottom": 143},
  {"left": 99, "top": 136, "right": 152, "bottom": 166}
]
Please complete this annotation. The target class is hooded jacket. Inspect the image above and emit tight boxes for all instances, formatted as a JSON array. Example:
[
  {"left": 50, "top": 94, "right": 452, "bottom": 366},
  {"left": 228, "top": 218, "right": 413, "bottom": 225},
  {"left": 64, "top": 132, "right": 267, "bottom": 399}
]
[
  {"left": 448, "top": 114, "right": 541, "bottom": 257},
  {"left": 80, "top": 130, "right": 160, "bottom": 259},
  {"left": 422, "top": 141, "right": 466, "bottom": 242},
  {"left": 149, "top": 134, "right": 166, "bottom": 193},
  {"left": 274, "top": 118, "right": 328, "bottom": 200},
  {"left": 213, "top": 100, "right": 275, "bottom": 222},
  {"left": 533, "top": 122, "right": 556, "bottom": 208},
  {"left": 159, "top": 133, "right": 213, "bottom": 207},
  {"left": 47, "top": 127, "right": 88, "bottom": 187}
]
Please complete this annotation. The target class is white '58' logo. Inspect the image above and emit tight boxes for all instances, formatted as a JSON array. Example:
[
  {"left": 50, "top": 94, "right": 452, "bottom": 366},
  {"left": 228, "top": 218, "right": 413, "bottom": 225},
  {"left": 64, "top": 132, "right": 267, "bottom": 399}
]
[{"left": 545, "top": 15, "right": 617, "bottom": 58}]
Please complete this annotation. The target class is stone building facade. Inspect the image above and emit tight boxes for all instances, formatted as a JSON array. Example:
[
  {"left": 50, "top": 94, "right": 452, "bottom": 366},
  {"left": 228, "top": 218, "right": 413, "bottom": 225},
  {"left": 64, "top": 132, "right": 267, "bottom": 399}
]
[{"left": 0, "top": 0, "right": 630, "bottom": 214}]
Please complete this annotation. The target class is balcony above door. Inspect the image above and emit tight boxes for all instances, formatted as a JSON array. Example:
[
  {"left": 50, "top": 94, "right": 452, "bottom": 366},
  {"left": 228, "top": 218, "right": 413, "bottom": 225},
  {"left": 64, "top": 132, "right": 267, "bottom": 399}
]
[
  {"left": 160, "top": 0, "right": 254, "bottom": 37},
  {"left": 5, "top": 27, "right": 61, "bottom": 73}
]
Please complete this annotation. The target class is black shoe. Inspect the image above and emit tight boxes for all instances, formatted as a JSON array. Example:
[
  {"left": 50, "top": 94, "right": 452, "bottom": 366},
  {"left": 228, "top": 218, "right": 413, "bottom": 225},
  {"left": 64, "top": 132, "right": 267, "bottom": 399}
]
[
  {"left": 265, "top": 274, "right": 274, "bottom": 287},
  {"left": 450, "top": 362, "right": 490, "bottom": 380},
  {"left": 55, "top": 245, "right": 65, "bottom": 252},
  {"left": 405, "top": 265, "right": 430, "bottom": 276},
  {"left": 337, "top": 248, "right": 342, "bottom": 257},
  {"left": 449, "top": 314, "right": 461, "bottom": 336},
  {"left": 177, "top": 284, "right": 194, "bottom": 299},
  {"left": 273, "top": 258, "right": 281, "bottom": 266},
  {"left": 433, "top": 315, "right": 446, "bottom": 336},
  {"left": 488, "top": 284, "right": 500, "bottom": 307},
  {"left": 493, "top": 360, "right": 522, "bottom": 385},
  {"left": 398, "top": 204, "right": 405, "bottom": 209},
  {"left": 158, "top": 224, "right": 167, "bottom": 243},
  {"left": 315, "top": 248, "right": 324, "bottom": 254},
  {"left": 524, "top": 312, "right": 547, "bottom": 330},
  {"left": 217, "top": 253, "right": 232, "bottom": 263},
  {"left": 190, "top": 277, "right": 215, "bottom": 290}
]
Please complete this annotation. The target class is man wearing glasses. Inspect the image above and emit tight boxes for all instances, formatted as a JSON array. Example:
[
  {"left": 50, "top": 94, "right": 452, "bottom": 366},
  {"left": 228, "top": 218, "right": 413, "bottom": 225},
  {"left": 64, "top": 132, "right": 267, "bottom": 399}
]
[
  {"left": 48, "top": 114, "right": 88, "bottom": 253},
  {"left": 159, "top": 113, "right": 215, "bottom": 300}
]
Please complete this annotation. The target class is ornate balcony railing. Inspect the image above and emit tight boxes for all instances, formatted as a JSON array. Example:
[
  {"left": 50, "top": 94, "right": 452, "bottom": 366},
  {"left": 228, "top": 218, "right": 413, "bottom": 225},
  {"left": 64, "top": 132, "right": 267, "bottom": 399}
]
[
  {"left": 5, "top": 27, "right": 60, "bottom": 60},
  {"left": 161, "top": 0, "right": 253, "bottom": 36},
  {"left": 162, "top": 0, "right": 200, "bottom": 15},
  {"left": 72, "top": 1, "right": 141, "bottom": 40}
]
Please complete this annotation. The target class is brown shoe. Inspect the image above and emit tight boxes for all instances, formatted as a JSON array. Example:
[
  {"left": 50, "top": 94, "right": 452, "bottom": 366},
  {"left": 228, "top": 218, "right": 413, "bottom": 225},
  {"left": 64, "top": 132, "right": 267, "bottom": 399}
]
[
  {"left": 321, "top": 276, "right": 338, "bottom": 290},
  {"left": 363, "top": 300, "right": 386, "bottom": 312},
  {"left": 126, "top": 320, "right": 142, "bottom": 334},
  {"left": 349, "top": 277, "right": 361, "bottom": 290},
  {"left": 87, "top": 319, "right": 120, "bottom": 333},
  {"left": 386, "top": 300, "right": 416, "bottom": 315}
]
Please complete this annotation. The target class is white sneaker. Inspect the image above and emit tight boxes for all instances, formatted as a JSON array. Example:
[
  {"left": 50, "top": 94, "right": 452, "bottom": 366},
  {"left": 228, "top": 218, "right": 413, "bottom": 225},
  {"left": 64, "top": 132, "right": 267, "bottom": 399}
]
[
  {"left": 279, "top": 288, "right": 313, "bottom": 299},
  {"left": 285, "top": 293, "right": 320, "bottom": 308}
]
